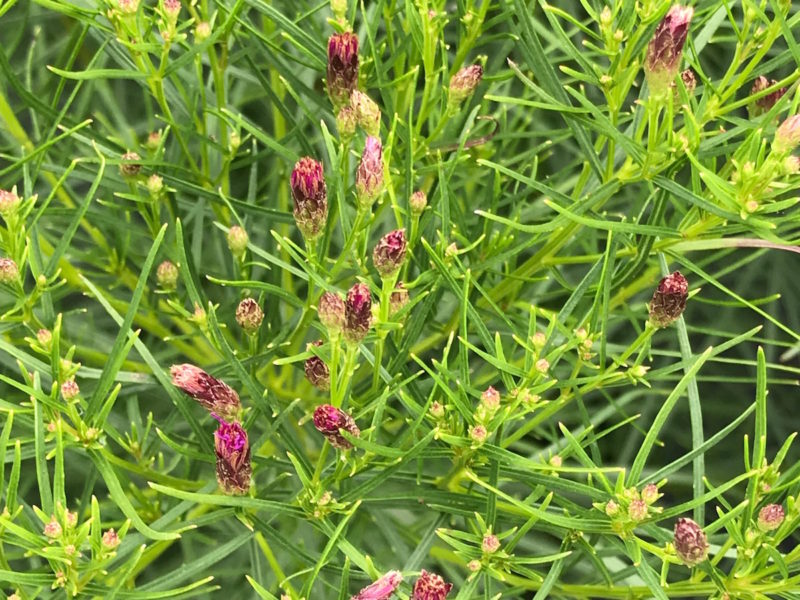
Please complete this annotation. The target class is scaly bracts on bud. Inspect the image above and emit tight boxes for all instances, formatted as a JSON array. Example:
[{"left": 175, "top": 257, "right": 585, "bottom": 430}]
[
  {"left": 327, "top": 33, "right": 359, "bottom": 109},
  {"left": 750, "top": 76, "right": 787, "bottom": 117},
  {"left": 673, "top": 518, "right": 709, "bottom": 567},
  {"left": 290, "top": 157, "right": 328, "bottom": 241},
  {"left": 0, "top": 188, "right": 20, "bottom": 218},
  {"left": 773, "top": 115, "right": 800, "bottom": 155},
  {"left": 120, "top": 152, "right": 141, "bottom": 177},
  {"left": 170, "top": 364, "right": 241, "bottom": 421},
  {"left": 409, "top": 190, "right": 427, "bottom": 215},
  {"left": 356, "top": 136, "right": 383, "bottom": 209},
  {"left": 214, "top": 417, "right": 251, "bottom": 495},
  {"left": 351, "top": 90, "right": 381, "bottom": 137},
  {"left": 236, "top": 298, "right": 263, "bottom": 334},
  {"left": 758, "top": 504, "right": 785, "bottom": 532},
  {"left": 344, "top": 283, "right": 372, "bottom": 344},
  {"left": 679, "top": 69, "right": 696, "bottom": 94},
  {"left": 412, "top": 570, "right": 453, "bottom": 600},
  {"left": 645, "top": 6, "right": 693, "bottom": 98},
  {"left": 319, "top": 291, "right": 346, "bottom": 336},
  {"left": 337, "top": 105, "right": 357, "bottom": 142},
  {"left": 389, "top": 282, "right": 409, "bottom": 316},
  {"left": 226, "top": 225, "right": 249, "bottom": 259},
  {"left": 373, "top": 229, "right": 407, "bottom": 278},
  {"left": 648, "top": 271, "right": 688, "bottom": 328},
  {"left": 305, "top": 341, "right": 330, "bottom": 392},
  {"left": 448, "top": 64, "right": 483, "bottom": 108},
  {"left": 351, "top": 570, "right": 403, "bottom": 600},
  {"left": 157, "top": 260, "right": 178, "bottom": 290},
  {"left": 313, "top": 404, "right": 360, "bottom": 450},
  {"left": 0, "top": 258, "right": 19, "bottom": 284}
]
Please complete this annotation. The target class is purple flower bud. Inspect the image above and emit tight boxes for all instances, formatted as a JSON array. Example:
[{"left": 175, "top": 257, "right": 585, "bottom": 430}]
[
  {"left": 757, "top": 503, "right": 785, "bottom": 532},
  {"left": 344, "top": 282, "right": 372, "bottom": 344},
  {"left": 673, "top": 517, "right": 709, "bottom": 567},
  {"left": 120, "top": 152, "right": 142, "bottom": 177},
  {"left": 337, "top": 105, "right": 357, "bottom": 141},
  {"left": 291, "top": 157, "right": 328, "bottom": 240},
  {"left": 356, "top": 136, "right": 384, "bottom": 209},
  {"left": 214, "top": 417, "right": 252, "bottom": 495},
  {"left": 102, "top": 528, "right": 120, "bottom": 550},
  {"left": 236, "top": 298, "right": 263, "bottom": 334},
  {"left": 226, "top": 225, "right": 249, "bottom": 259},
  {"left": 313, "top": 404, "right": 360, "bottom": 450},
  {"left": 448, "top": 64, "right": 484, "bottom": 107},
  {"left": 648, "top": 271, "right": 688, "bottom": 328},
  {"left": 412, "top": 570, "right": 453, "bottom": 600},
  {"left": 170, "top": 364, "right": 241, "bottom": 421},
  {"left": 157, "top": 260, "right": 179, "bottom": 290},
  {"left": 44, "top": 517, "right": 62, "bottom": 539},
  {"left": 389, "top": 282, "right": 409, "bottom": 316},
  {"left": 373, "top": 229, "right": 407, "bottom": 278},
  {"left": 0, "top": 258, "right": 19, "bottom": 284},
  {"left": 305, "top": 341, "right": 330, "bottom": 392},
  {"left": 61, "top": 380, "right": 80, "bottom": 401},
  {"left": 319, "top": 292, "right": 346, "bottom": 336},
  {"left": 750, "top": 76, "right": 787, "bottom": 118},
  {"left": 351, "top": 570, "right": 403, "bottom": 600},
  {"left": 351, "top": 90, "right": 381, "bottom": 137},
  {"left": 645, "top": 6, "right": 693, "bottom": 97},
  {"left": 327, "top": 33, "right": 359, "bottom": 109},
  {"left": 481, "top": 386, "right": 501, "bottom": 411},
  {"left": 0, "top": 188, "right": 20, "bottom": 217},
  {"left": 481, "top": 533, "right": 500, "bottom": 553},
  {"left": 409, "top": 190, "right": 427, "bottom": 216},
  {"left": 773, "top": 115, "right": 800, "bottom": 154}
]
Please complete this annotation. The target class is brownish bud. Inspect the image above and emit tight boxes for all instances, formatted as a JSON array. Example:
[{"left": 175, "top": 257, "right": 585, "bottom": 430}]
[
  {"left": 170, "top": 364, "right": 241, "bottom": 420},
  {"left": 235, "top": 298, "right": 263, "bottom": 334},
  {"left": 372, "top": 229, "right": 407, "bottom": 278},
  {"left": 449, "top": 64, "right": 484, "bottom": 108},
  {"left": 214, "top": 417, "right": 252, "bottom": 495},
  {"left": 120, "top": 152, "right": 142, "bottom": 177},
  {"left": 645, "top": 6, "right": 693, "bottom": 97},
  {"left": 327, "top": 33, "right": 359, "bottom": 109},
  {"left": 648, "top": 271, "right": 688, "bottom": 328},
  {"left": 343, "top": 282, "right": 372, "bottom": 344},
  {"left": 673, "top": 517, "right": 709, "bottom": 567},
  {"left": 305, "top": 341, "right": 330, "bottom": 391},
  {"left": 312, "top": 404, "right": 360, "bottom": 450},
  {"left": 290, "top": 157, "right": 328, "bottom": 240},
  {"left": 318, "top": 291, "right": 346, "bottom": 336}
]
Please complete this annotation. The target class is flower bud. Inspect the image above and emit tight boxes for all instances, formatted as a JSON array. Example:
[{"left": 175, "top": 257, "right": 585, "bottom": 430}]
[
  {"left": 195, "top": 21, "right": 211, "bottom": 42},
  {"left": 61, "top": 379, "right": 80, "bottom": 401},
  {"left": 750, "top": 76, "right": 787, "bottom": 117},
  {"left": 644, "top": 6, "right": 693, "bottom": 98},
  {"left": 313, "top": 404, "right": 360, "bottom": 450},
  {"left": 102, "top": 528, "right": 120, "bottom": 550},
  {"left": 628, "top": 499, "right": 648, "bottom": 522},
  {"left": 773, "top": 115, "right": 800, "bottom": 155},
  {"left": 119, "top": 152, "right": 141, "bottom": 177},
  {"left": 412, "top": 570, "right": 453, "bottom": 600},
  {"left": 648, "top": 271, "right": 688, "bottom": 328},
  {"left": 37, "top": 328, "right": 52, "bottom": 349},
  {"left": 757, "top": 503, "right": 785, "bottom": 532},
  {"left": 409, "top": 190, "right": 427, "bottom": 215},
  {"left": 163, "top": 0, "right": 180, "bottom": 22},
  {"left": 481, "top": 386, "right": 500, "bottom": 412},
  {"left": 305, "top": 341, "right": 330, "bottom": 392},
  {"left": 673, "top": 517, "right": 709, "bottom": 567},
  {"left": 336, "top": 105, "right": 357, "bottom": 142},
  {"left": 226, "top": 225, "right": 249, "bottom": 259},
  {"left": 235, "top": 298, "right": 263, "bottom": 335},
  {"left": 170, "top": 364, "right": 241, "bottom": 420},
  {"left": 372, "top": 229, "right": 407, "bottom": 278},
  {"left": 327, "top": 33, "right": 359, "bottom": 109},
  {"left": 156, "top": 260, "right": 179, "bottom": 290},
  {"left": 0, "top": 258, "right": 18, "bottom": 284},
  {"left": 448, "top": 64, "right": 483, "bottom": 108},
  {"left": 214, "top": 417, "right": 252, "bottom": 495},
  {"left": 429, "top": 401, "right": 445, "bottom": 419},
  {"left": 605, "top": 500, "right": 619, "bottom": 517},
  {"left": 290, "top": 157, "right": 328, "bottom": 240},
  {"left": 147, "top": 174, "right": 164, "bottom": 196},
  {"left": 467, "top": 560, "right": 481, "bottom": 572},
  {"left": 145, "top": 131, "right": 161, "bottom": 151},
  {"left": 352, "top": 570, "right": 403, "bottom": 600},
  {"left": 351, "top": 90, "right": 381, "bottom": 137},
  {"left": 331, "top": 0, "right": 347, "bottom": 20},
  {"left": 118, "top": 0, "right": 139, "bottom": 15},
  {"left": 344, "top": 282, "right": 372, "bottom": 344},
  {"left": 389, "top": 282, "right": 409, "bottom": 316},
  {"left": 318, "top": 292, "right": 346, "bottom": 336},
  {"left": 679, "top": 68, "right": 696, "bottom": 94},
  {"left": 481, "top": 532, "right": 500, "bottom": 553},
  {"left": 470, "top": 424, "right": 488, "bottom": 444},
  {"left": 0, "top": 188, "right": 21, "bottom": 218},
  {"left": 356, "top": 136, "right": 383, "bottom": 209},
  {"left": 44, "top": 517, "right": 62, "bottom": 539},
  {"left": 641, "top": 484, "right": 660, "bottom": 505},
  {"left": 535, "top": 358, "right": 549, "bottom": 374}
]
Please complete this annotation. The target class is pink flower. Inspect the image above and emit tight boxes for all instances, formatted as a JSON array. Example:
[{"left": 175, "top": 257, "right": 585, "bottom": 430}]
[
  {"left": 351, "top": 570, "right": 403, "bottom": 600},
  {"left": 214, "top": 417, "right": 252, "bottom": 495},
  {"left": 170, "top": 364, "right": 241, "bottom": 421},
  {"left": 412, "top": 570, "right": 452, "bottom": 600}
]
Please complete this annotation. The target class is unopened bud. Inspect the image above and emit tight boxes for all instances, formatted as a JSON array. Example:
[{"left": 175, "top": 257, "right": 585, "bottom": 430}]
[
  {"left": 118, "top": 0, "right": 139, "bottom": 15},
  {"left": 628, "top": 499, "right": 648, "bottom": 522},
  {"left": 648, "top": 271, "right": 688, "bottom": 328},
  {"left": 449, "top": 64, "right": 484, "bottom": 108},
  {"left": 644, "top": 6, "right": 693, "bottom": 98},
  {"left": 305, "top": 342, "right": 330, "bottom": 392},
  {"left": 226, "top": 225, "right": 249, "bottom": 259},
  {"left": 605, "top": 500, "right": 619, "bottom": 517},
  {"left": 0, "top": 188, "right": 21, "bottom": 217},
  {"left": 412, "top": 570, "right": 453, "bottom": 600},
  {"left": 327, "top": 33, "right": 359, "bottom": 109},
  {"left": 61, "top": 379, "right": 80, "bottom": 401},
  {"left": 429, "top": 401, "right": 445, "bottom": 419},
  {"left": 0, "top": 258, "right": 20, "bottom": 284},
  {"left": 750, "top": 75, "right": 787, "bottom": 117},
  {"left": 312, "top": 404, "right": 360, "bottom": 450},
  {"left": 290, "top": 157, "right": 328, "bottom": 240},
  {"left": 214, "top": 416, "right": 252, "bottom": 495},
  {"left": 673, "top": 517, "right": 709, "bottom": 567},
  {"left": 102, "top": 528, "right": 120, "bottom": 549},
  {"left": 409, "top": 190, "right": 427, "bottom": 215},
  {"left": 481, "top": 532, "right": 500, "bottom": 553},
  {"left": 481, "top": 386, "right": 500, "bottom": 411},
  {"left": 195, "top": 21, "right": 211, "bottom": 42},
  {"left": 163, "top": 0, "right": 180, "bottom": 22},
  {"left": 343, "top": 282, "right": 372, "bottom": 344},
  {"left": 331, "top": 0, "right": 347, "bottom": 20},
  {"left": 44, "top": 517, "right": 62, "bottom": 539},
  {"left": 120, "top": 152, "right": 141, "bottom": 177},
  {"left": 156, "top": 260, "right": 179, "bottom": 290},
  {"left": 355, "top": 136, "right": 384, "bottom": 208},
  {"left": 318, "top": 292, "right": 346, "bottom": 336},
  {"left": 372, "top": 229, "right": 407, "bottom": 278},
  {"left": 351, "top": 90, "right": 381, "bottom": 137},
  {"left": 145, "top": 131, "right": 161, "bottom": 151},
  {"left": 170, "top": 363, "right": 241, "bottom": 420},
  {"left": 336, "top": 105, "right": 357, "bottom": 141},
  {"left": 389, "top": 282, "right": 410, "bottom": 316},
  {"left": 470, "top": 424, "right": 488, "bottom": 444},
  {"left": 757, "top": 503, "right": 785, "bottom": 532},
  {"left": 352, "top": 571, "right": 403, "bottom": 600},
  {"left": 235, "top": 298, "right": 263, "bottom": 334},
  {"left": 467, "top": 559, "right": 481, "bottom": 572},
  {"left": 147, "top": 174, "right": 164, "bottom": 196},
  {"left": 535, "top": 358, "right": 549, "bottom": 374},
  {"left": 773, "top": 115, "right": 800, "bottom": 154},
  {"left": 642, "top": 484, "right": 660, "bottom": 505},
  {"left": 679, "top": 68, "right": 696, "bottom": 94}
]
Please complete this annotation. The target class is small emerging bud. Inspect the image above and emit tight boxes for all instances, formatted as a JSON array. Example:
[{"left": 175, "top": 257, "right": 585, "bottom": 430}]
[
  {"left": 44, "top": 517, "right": 62, "bottom": 539},
  {"left": 605, "top": 500, "right": 620, "bottom": 517},
  {"left": 318, "top": 292, "right": 346, "bottom": 336},
  {"left": 331, "top": 0, "right": 348, "bottom": 20},
  {"left": 214, "top": 417, "right": 252, "bottom": 495},
  {"left": 147, "top": 174, "right": 164, "bottom": 196},
  {"left": 412, "top": 570, "right": 453, "bottom": 600},
  {"left": 628, "top": 499, "right": 648, "bottom": 522},
  {"left": 389, "top": 282, "right": 410, "bottom": 316},
  {"left": 344, "top": 283, "right": 372, "bottom": 344},
  {"left": 226, "top": 225, "right": 249, "bottom": 259},
  {"left": 102, "top": 528, "right": 120, "bottom": 550},
  {"left": 195, "top": 21, "right": 211, "bottom": 42},
  {"left": 673, "top": 517, "right": 709, "bottom": 567},
  {"left": 352, "top": 570, "right": 403, "bottom": 600},
  {"left": 645, "top": 6, "right": 693, "bottom": 98},
  {"left": 305, "top": 341, "right": 331, "bottom": 392},
  {"left": 481, "top": 386, "right": 500, "bottom": 412},
  {"left": 163, "top": 0, "right": 181, "bottom": 22},
  {"left": 679, "top": 68, "right": 696, "bottom": 94},
  {"left": 0, "top": 188, "right": 21, "bottom": 217},
  {"left": 648, "top": 271, "right": 688, "bottom": 328},
  {"left": 117, "top": 0, "right": 139, "bottom": 15},
  {"left": 773, "top": 115, "right": 800, "bottom": 155},
  {"left": 351, "top": 90, "right": 381, "bottom": 137},
  {"left": 641, "top": 484, "right": 660, "bottom": 505},
  {"left": 336, "top": 105, "right": 357, "bottom": 142},
  {"left": 65, "top": 511, "right": 78, "bottom": 528},
  {"left": 467, "top": 559, "right": 481, "bottom": 572},
  {"left": 409, "top": 190, "right": 427, "bottom": 215},
  {"left": 290, "top": 157, "right": 328, "bottom": 240},
  {"left": 429, "top": 401, "right": 445, "bottom": 419},
  {"left": 156, "top": 260, "right": 179, "bottom": 290},
  {"left": 327, "top": 33, "right": 359, "bottom": 109},
  {"left": 119, "top": 152, "right": 141, "bottom": 177},
  {"left": 470, "top": 424, "right": 488, "bottom": 444},
  {"left": 750, "top": 76, "right": 787, "bottom": 117},
  {"left": 372, "top": 229, "right": 407, "bottom": 278},
  {"left": 170, "top": 364, "right": 241, "bottom": 420},
  {"left": 61, "top": 379, "right": 80, "bottom": 401},
  {"left": 757, "top": 503, "right": 785, "bottom": 532},
  {"left": 145, "top": 131, "right": 161, "bottom": 151},
  {"left": 481, "top": 532, "right": 500, "bottom": 554},
  {"left": 449, "top": 64, "right": 484, "bottom": 108},
  {"left": 356, "top": 136, "right": 384, "bottom": 209},
  {"left": 235, "top": 298, "right": 264, "bottom": 335},
  {"left": 535, "top": 358, "right": 549, "bottom": 374},
  {"left": 0, "top": 258, "right": 19, "bottom": 284},
  {"left": 313, "top": 404, "right": 360, "bottom": 450}
]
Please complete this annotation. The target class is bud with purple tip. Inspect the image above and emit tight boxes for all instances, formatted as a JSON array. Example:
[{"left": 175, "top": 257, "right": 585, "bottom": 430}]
[
  {"left": 0, "top": 258, "right": 19, "bottom": 284},
  {"left": 351, "top": 90, "right": 381, "bottom": 137},
  {"left": 170, "top": 364, "right": 241, "bottom": 421},
  {"left": 313, "top": 404, "right": 360, "bottom": 450},
  {"left": 214, "top": 417, "right": 252, "bottom": 495},
  {"left": 448, "top": 64, "right": 483, "bottom": 108},
  {"left": 327, "top": 33, "right": 359, "bottom": 109},
  {"left": 356, "top": 136, "right": 384, "bottom": 209},
  {"left": 757, "top": 503, "right": 785, "bottom": 532},
  {"left": 409, "top": 190, "right": 427, "bottom": 216},
  {"left": 648, "top": 271, "right": 688, "bottom": 328},
  {"left": 412, "top": 570, "right": 453, "bottom": 600},
  {"left": 673, "top": 517, "right": 709, "bottom": 567},
  {"left": 0, "top": 188, "right": 20, "bottom": 218},
  {"left": 344, "top": 282, "right": 372, "bottom": 344},
  {"left": 679, "top": 68, "right": 696, "bottom": 94},
  {"left": 319, "top": 292, "right": 346, "bottom": 337},
  {"left": 644, "top": 6, "right": 693, "bottom": 98},
  {"left": 351, "top": 570, "right": 403, "bottom": 600},
  {"left": 373, "top": 229, "right": 407, "bottom": 278},
  {"left": 305, "top": 341, "right": 331, "bottom": 392},
  {"left": 773, "top": 115, "right": 800, "bottom": 155},
  {"left": 290, "top": 157, "right": 328, "bottom": 241},
  {"left": 236, "top": 298, "right": 263, "bottom": 335},
  {"left": 750, "top": 76, "right": 787, "bottom": 118}
]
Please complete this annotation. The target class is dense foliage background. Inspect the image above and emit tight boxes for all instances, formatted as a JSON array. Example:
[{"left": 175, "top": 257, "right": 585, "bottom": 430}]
[{"left": 1, "top": 0, "right": 800, "bottom": 598}]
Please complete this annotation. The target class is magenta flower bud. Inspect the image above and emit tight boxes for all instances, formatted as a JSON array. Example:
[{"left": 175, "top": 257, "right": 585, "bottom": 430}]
[
  {"left": 170, "top": 364, "right": 241, "bottom": 421},
  {"left": 290, "top": 157, "right": 328, "bottom": 240},
  {"left": 679, "top": 68, "right": 696, "bottom": 94},
  {"left": 344, "top": 282, "right": 372, "bottom": 344},
  {"left": 645, "top": 6, "right": 693, "bottom": 98},
  {"left": 305, "top": 341, "right": 330, "bottom": 392},
  {"left": 163, "top": 0, "right": 180, "bottom": 22},
  {"left": 61, "top": 380, "right": 80, "bottom": 401},
  {"left": 351, "top": 90, "right": 381, "bottom": 137},
  {"left": 757, "top": 503, "right": 785, "bottom": 532},
  {"left": 448, "top": 64, "right": 484, "bottom": 108},
  {"left": 750, "top": 76, "right": 787, "bottom": 118},
  {"left": 648, "top": 271, "right": 688, "bottom": 328},
  {"left": 373, "top": 229, "right": 407, "bottom": 278},
  {"left": 389, "top": 282, "right": 409, "bottom": 316},
  {"left": 0, "top": 258, "right": 19, "bottom": 284},
  {"left": 673, "top": 518, "right": 709, "bottom": 567},
  {"left": 773, "top": 115, "right": 800, "bottom": 154},
  {"left": 409, "top": 190, "right": 427, "bottom": 216},
  {"left": 313, "top": 404, "right": 360, "bottom": 450},
  {"left": 0, "top": 188, "right": 21, "bottom": 217},
  {"left": 337, "top": 105, "right": 357, "bottom": 141},
  {"left": 102, "top": 528, "right": 120, "bottom": 550},
  {"left": 351, "top": 570, "right": 403, "bottom": 600},
  {"left": 214, "top": 417, "right": 252, "bottom": 495},
  {"left": 628, "top": 499, "right": 648, "bottom": 522},
  {"left": 412, "top": 570, "right": 453, "bottom": 600},
  {"left": 157, "top": 260, "right": 179, "bottom": 290},
  {"left": 319, "top": 291, "right": 346, "bottom": 336},
  {"left": 236, "top": 298, "right": 264, "bottom": 334},
  {"left": 120, "top": 152, "right": 142, "bottom": 177},
  {"left": 327, "top": 33, "right": 359, "bottom": 109},
  {"left": 356, "top": 136, "right": 384, "bottom": 209}
]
